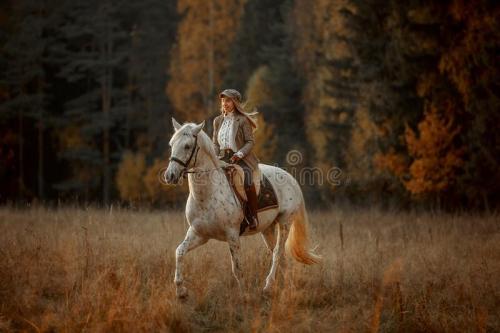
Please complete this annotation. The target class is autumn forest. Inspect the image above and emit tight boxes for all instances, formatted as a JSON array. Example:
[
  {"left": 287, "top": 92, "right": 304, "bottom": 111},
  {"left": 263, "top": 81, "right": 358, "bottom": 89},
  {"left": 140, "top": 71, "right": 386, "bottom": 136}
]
[{"left": 1, "top": 0, "right": 499, "bottom": 210}]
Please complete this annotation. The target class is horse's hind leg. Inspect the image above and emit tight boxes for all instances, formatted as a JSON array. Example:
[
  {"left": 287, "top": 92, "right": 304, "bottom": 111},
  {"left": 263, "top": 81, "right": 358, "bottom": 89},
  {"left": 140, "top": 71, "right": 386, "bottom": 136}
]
[
  {"left": 261, "top": 222, "right": 277, "bottom": 252},
  {"left": 263, "top": 214, "right": 290, "bottom": 294},
  {"left": 174, "top": 226, "right": 207, "bottom": 299}
]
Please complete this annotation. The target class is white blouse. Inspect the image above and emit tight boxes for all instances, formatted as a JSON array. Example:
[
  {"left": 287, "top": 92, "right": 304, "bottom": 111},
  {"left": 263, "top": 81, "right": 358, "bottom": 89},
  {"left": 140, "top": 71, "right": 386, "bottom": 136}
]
[{"left": 217, "top": 112, "right": 243, "bottom": 158}]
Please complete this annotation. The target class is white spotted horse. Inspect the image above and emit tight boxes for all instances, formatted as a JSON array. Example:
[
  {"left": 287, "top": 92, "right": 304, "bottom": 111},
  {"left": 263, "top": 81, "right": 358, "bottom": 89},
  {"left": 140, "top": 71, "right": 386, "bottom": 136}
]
[{"left": 164, "top": 118, "right": 321, "bottom": 298}]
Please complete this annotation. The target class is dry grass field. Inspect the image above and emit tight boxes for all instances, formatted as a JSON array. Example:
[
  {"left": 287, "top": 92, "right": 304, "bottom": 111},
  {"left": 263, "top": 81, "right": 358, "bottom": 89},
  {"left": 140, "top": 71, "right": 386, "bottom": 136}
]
[{"left": 0, "top": 206, "right": 498, "bottom": 332}]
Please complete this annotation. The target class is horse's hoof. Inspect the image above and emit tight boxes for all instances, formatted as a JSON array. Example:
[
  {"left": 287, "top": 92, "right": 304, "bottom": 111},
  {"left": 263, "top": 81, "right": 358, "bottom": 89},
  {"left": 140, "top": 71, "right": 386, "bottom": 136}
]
[
  {"left": 262, "top": 285, "right": 273, "bottom": 298},
  {"left": 176, "top": 286, "right": 188, "bottom": 299},
  {"left": 241, "top": 291, "right": 252, "bottom": 304}
]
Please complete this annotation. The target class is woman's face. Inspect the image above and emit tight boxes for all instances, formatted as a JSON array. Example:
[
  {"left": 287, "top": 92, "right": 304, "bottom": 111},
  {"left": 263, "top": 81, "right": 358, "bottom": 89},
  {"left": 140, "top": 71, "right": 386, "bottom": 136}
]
[{"left": 221, "top": 96, "right": 235, "bottom": 113}]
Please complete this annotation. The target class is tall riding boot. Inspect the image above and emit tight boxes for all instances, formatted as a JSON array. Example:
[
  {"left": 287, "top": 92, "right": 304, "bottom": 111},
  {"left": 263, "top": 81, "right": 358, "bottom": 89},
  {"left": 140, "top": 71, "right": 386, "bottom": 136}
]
[{"left": 245, "top": 184, "right": 259, "bottom": 230}]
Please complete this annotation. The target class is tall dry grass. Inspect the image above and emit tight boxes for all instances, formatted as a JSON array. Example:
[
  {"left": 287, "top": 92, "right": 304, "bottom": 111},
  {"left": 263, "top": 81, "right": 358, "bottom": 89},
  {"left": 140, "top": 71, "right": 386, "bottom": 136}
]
[{"left": 0, "top": 206, "right": 498, "bottom": 332}]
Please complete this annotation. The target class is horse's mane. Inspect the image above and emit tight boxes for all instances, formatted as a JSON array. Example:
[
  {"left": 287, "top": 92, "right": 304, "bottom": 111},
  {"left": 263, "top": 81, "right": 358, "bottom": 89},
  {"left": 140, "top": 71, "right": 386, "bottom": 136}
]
[
  {"left": 170, "top": 123, "right": 219, "bottom": 168},
  {"left": 197, "top": 128, "right": 219, "bottom": 167}
]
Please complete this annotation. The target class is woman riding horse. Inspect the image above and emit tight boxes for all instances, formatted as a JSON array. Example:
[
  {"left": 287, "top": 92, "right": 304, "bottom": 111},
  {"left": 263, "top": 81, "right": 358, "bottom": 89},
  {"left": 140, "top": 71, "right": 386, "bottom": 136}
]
[
  {"left": 212, "top": 89, "right": 260, "bottom": 230},
  {"left": 166, "top": 104, "right": 321, "bottom": 298}
]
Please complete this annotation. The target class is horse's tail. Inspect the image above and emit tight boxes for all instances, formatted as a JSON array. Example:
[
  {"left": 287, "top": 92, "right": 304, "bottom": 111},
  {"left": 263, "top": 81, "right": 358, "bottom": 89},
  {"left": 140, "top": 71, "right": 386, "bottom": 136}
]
[{"left": 285, "top": 200, "right": 322, "bottom": 265}]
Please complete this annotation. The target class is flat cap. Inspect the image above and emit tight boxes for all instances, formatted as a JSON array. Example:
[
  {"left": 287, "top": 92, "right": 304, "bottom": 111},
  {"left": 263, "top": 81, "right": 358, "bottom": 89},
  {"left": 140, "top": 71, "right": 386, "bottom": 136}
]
[{"left": 219, "top": 89, "right": 242, "bottom": 102}]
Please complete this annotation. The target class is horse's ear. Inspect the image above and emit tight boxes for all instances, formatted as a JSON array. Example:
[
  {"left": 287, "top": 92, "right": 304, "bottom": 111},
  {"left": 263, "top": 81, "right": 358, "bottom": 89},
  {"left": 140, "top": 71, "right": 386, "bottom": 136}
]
[
  {"left": 172, "top": 117, "right": 182, "bottom": 131},
  {"left": 192, "top": 120, "right": 205, "bottom": 135}
]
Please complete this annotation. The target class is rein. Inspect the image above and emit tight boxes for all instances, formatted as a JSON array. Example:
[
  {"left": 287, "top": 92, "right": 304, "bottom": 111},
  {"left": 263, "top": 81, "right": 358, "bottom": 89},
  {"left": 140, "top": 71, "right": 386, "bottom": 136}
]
[
  {"left": 168, "top": 129, "right": 241, "bottom": 210},
  {"left": 184, "top": 166, "right": 222, "bottom": 174}
]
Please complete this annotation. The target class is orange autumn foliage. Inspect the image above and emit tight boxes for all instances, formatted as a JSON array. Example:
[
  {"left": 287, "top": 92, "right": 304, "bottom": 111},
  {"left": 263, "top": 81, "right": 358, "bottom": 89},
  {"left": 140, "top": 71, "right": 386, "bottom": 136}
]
[
  {"left": 403, "top": 103, "right": 464, "bottom": 195},
  {"left": 244, "top": 66, "right": 277, "bottom": 163},
  {"left": 166, "top": 0, "right": 245, "bottom": 121},
  {"left": 116, "top": 153, "right": 188, "bottom": 205},
  {"left": 116, "top": 151, "right": 147, "bottom": 203},
  {"left": 143, "top": 158, "right": 188, "bottom": 205},
  {"left": 373, "top": 150, "right": 407, "bottom": 179}
]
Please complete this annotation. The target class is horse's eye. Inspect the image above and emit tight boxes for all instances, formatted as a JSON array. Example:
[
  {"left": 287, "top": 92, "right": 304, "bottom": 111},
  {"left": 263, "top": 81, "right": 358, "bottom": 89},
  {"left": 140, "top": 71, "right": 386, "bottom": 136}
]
[{"left": 184, "top": 144, "right": 190, "bottom": 150}]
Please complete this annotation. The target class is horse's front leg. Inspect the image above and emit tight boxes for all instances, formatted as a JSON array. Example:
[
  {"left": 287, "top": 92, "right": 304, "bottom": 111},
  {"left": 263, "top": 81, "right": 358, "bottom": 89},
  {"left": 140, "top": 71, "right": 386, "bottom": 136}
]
[
  {"left": 227, "top": 231, "right": 244, "bottom": 294},
  {"left": 174, "top": 226, "right": 207, "bottom": 299}
]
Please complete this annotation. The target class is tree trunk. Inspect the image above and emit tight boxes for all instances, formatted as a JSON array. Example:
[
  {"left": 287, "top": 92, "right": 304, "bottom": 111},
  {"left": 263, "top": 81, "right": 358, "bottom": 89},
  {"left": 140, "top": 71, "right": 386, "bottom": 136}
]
[
  {"left": 37, "top": 79, "right": 44, "bottom": 200},
  {"left": 207, "top": 0, "right": 214, "bottom": 116},
  {"left": 18, "top": 108, "right": 24, "bottom": 200},
  {"left": 101, "top": 11, "right": 113, "bottom": 206}
]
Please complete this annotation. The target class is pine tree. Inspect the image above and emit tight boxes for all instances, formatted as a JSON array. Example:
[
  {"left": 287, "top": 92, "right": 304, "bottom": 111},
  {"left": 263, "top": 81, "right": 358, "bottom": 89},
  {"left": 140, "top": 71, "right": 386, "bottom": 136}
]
[
  {"left": 439, "top": 0, "right": 500, "bottom": 208},
  {"left": 0, "top": 0, "right": 55, "bottom": 200},
  {"left": 52, "top": 0, "right": 130, "bottom": 204},
  {"left": 255, "top": 0, "right": 306, "bottom": 164},
  {"left": 125, "top": 0, "right": 178, "bottom": 157},
  {"left": 342, "top": 0, "right": 446, "bottom": 204},
  {"left": 291, "top": 0, "right": 358, "bottom": 202},
  {"left": 223, "top": 0, "right": 288, "bottom": 91}
]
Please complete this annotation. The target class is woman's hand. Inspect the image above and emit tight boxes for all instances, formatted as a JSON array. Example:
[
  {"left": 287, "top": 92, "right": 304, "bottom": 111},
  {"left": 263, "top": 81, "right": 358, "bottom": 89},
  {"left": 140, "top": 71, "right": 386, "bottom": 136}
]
[{"left": 230, "top": 152, "right": 243, "bottom": 163}]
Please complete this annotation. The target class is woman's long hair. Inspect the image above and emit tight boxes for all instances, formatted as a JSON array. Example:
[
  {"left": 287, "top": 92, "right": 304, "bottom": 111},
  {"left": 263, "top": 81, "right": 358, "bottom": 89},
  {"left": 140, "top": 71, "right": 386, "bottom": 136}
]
[{"left": 219, "top": 97, "right": 259, "bottom": 132}]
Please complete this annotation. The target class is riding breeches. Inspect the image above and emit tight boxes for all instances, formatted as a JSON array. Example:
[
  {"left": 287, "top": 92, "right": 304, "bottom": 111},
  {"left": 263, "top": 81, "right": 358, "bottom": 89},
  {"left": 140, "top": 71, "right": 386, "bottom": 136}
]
[{"left": 220, "top": 149, "right": 253, "bottom": 188}]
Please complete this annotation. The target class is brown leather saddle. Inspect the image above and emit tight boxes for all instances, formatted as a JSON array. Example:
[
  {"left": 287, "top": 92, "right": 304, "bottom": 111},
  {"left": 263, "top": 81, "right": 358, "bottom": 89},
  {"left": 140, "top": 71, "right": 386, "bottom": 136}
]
[{"left": 222, "top": 165, "right": 278, "bottom": 234}]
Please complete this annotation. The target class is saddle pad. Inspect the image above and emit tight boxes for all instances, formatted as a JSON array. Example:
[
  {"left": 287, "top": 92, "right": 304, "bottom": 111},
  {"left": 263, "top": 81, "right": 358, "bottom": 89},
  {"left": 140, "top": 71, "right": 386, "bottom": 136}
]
[{"left": 257, "top": 174, "right": 278, "bottom": 211}]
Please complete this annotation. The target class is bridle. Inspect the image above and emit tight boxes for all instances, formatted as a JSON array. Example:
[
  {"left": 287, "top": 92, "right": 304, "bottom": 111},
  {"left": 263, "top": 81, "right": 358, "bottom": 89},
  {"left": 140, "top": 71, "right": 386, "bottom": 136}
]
[
  {"left": 169, "top": 134, "right": 201, "bottom": 176},
  {"left": 167, "top": 131, "right": 239, "bottom": 205},
  {"left": 168, "top": 131, "right": 224, "bottom": 180}
]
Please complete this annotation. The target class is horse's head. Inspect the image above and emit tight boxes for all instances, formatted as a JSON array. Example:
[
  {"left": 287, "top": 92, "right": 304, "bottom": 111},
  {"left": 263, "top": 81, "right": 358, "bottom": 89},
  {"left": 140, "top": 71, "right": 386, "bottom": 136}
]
[{"left": 164, "top": 117, "right": 205, "bottom": 184}]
